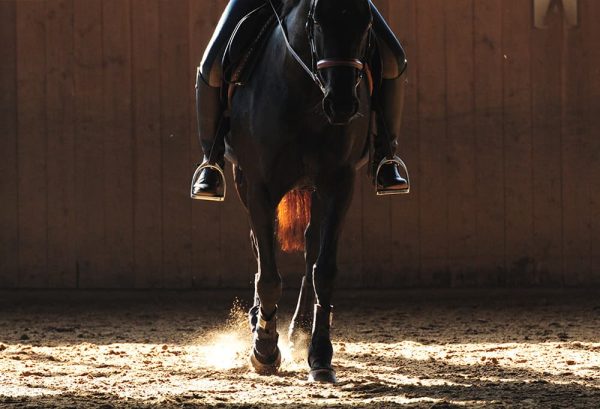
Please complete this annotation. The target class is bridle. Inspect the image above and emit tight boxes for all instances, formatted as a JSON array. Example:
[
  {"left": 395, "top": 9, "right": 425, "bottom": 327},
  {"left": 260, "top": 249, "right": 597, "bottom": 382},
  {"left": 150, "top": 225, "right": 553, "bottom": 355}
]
[{"left": 268, "top": 0, "right": 371, "bottom": 95}]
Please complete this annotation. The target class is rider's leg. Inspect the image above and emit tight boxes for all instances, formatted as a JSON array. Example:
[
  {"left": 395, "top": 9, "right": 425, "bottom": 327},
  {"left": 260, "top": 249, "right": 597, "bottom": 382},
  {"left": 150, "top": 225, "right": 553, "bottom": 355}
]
[
  {"left": 192, "top": 0, "right": 267, "bottom": 200},
  {"left": 374, "top": 72, "right": 409, "bottom": 193},
  {"left": 192, "top": 73, "right": 226, "bottom": 199},
  {"left": 369, "top": 2, "right": 409, "bottom": 194}
]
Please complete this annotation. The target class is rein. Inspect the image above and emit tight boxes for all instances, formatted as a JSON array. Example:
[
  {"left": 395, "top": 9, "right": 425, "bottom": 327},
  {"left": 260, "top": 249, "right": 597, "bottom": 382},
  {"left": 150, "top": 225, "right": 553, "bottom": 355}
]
[
  {"left": 267, "top": 0, "right": 369, "bottom": 95},
  {"left": 267, "top": 0, "right": 326, "bottom": 93}
]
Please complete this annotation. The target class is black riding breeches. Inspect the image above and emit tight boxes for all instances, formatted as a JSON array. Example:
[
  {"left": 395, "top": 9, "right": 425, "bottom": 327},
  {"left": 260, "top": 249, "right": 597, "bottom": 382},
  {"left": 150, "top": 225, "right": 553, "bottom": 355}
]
[
  {"left": 370, "top": 4, "right": 408, "bottom": 79},
  {"left": 198, "top": 0, "right": 407, "bottom": 88},
  {"left": 200, "top": 0, "right": 266, "bottom": 87}
]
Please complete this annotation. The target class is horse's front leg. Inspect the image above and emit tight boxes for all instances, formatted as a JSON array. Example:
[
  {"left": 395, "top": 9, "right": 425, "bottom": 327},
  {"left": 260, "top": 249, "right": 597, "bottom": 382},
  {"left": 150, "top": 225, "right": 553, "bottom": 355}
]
[
  {"left": 308, "top": 167, "right": 355, "bottom": 383},
  {"left": 289, "top": 192, "right": 322, "bottom": 353},
  {"left": 246, "top": 184, "right": 282, "bottom": 373}
]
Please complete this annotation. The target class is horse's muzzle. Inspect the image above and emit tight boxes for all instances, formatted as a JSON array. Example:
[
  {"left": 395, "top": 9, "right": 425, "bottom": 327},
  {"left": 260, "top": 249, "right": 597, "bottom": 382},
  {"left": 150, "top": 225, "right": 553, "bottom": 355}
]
[{"left": 322, "top": 94, "right": 359, "bottom": 126}]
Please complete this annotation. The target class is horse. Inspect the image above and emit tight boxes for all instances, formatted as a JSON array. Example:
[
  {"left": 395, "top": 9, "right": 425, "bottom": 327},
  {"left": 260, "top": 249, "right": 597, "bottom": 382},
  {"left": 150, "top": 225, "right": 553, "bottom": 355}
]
[{"left": 227, "top": 0, "right": 374, "bottom": 383}]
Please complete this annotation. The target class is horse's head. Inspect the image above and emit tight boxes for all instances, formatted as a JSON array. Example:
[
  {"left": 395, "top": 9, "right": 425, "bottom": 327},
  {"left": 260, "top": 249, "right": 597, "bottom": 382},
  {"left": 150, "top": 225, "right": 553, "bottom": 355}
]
[{"left": 307, "top": 0, "right": 372, "bottom": 125}]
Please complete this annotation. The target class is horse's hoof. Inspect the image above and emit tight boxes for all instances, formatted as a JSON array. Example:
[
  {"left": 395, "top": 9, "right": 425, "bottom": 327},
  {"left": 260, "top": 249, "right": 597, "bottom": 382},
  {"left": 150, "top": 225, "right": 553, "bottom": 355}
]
[
  {"left": 308, "top": 368, "right": 337, "bottom": 384},
  {"left": 249, "top": 347, "right": 282, "bottom": 375}
]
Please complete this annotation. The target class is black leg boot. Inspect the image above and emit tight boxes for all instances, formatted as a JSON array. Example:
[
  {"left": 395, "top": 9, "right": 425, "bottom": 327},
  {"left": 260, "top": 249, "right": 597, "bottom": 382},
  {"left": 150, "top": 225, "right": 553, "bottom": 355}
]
[
  {"left": 249, "top": 305, "right": 282, "bottom": 373},
  {"left": 191, "top": 71, "right": 227, "bottom": 201},
  {"left": 308, "top": 304, "right": 336, "bottom": 383},
  {"left": 373, "top": 73, "right": 410, "bottom": 195}
]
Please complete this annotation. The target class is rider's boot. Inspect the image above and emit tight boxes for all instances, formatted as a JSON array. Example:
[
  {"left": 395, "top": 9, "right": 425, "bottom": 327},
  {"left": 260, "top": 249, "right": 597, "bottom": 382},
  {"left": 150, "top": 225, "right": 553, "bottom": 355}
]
[
  {"left": 373, "top": 72, "right": 410, "bottom": 195},
  {"left": 191, "top": 72, "right": 226, "bottom": 201}
]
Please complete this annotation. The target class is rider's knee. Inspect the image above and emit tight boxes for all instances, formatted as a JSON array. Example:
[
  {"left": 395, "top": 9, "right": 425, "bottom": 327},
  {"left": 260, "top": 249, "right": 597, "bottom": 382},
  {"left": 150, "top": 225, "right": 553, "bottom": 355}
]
[
  {"left": 369, "top": 0, "right": 408, "bottom": 79},
  {"left": 195, "top": 66, "right": 205, "bottom": 89},
  {"left": 199, "top": 52, "right": 223, "bottom": 88},
  {"left": 377, "top": 37, "right": 408, "bottom": 80}
]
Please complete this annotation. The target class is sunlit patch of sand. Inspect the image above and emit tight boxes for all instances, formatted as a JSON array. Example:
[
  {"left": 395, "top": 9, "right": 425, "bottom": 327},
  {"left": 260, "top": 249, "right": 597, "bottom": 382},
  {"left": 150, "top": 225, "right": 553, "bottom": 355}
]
[
  {"left": 0, "top": 385, "right": 60, "bottom": 398},
  {"left": 201, "top": 332, "right": 249, "bottom": 370},
  {"left": 190, "top": 298, "right": 251, "bottom": 370},
  {"left": 279, "top": 333, "right": 310, "bottom": 373}
]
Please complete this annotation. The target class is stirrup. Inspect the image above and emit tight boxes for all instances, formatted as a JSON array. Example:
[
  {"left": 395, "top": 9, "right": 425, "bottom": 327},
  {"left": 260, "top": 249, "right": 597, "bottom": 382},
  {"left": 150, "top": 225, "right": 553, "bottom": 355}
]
[
  {"left": 190, "top": 162, "right": 226, "bottom": 202},
  {"left": 375, "top": 156, "right": 410, "bottom": 196}
]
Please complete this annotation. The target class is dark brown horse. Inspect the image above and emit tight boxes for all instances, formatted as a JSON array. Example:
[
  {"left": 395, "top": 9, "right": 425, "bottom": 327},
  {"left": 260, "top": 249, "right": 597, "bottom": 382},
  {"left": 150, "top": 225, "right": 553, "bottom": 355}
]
[{"left": 228, "top": 0, "right": 374, "bottom": 383}]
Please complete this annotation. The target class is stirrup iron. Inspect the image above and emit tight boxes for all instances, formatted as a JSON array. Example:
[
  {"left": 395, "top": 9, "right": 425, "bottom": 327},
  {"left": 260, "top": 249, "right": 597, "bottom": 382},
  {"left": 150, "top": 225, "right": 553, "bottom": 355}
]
[
  {"left": 190, "top": 162, "right": 226, "bottom": 202},
  {"left": 375, "top": 155, "right": 410, "bottom": 196}
]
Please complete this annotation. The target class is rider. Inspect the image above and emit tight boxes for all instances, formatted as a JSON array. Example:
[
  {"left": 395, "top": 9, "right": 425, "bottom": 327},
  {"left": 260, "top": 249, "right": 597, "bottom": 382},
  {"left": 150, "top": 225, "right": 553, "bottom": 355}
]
[{"left": 192, "top": 0, "right": 409, "bottom": 200}]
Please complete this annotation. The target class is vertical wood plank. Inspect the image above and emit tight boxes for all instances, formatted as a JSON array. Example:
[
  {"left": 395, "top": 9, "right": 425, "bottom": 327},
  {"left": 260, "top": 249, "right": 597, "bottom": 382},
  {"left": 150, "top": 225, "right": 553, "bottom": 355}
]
[
  {"left": 388, "top": 0, "right": 420, "bottom": 288},
  {"left": 473, "top": 0, "right": 504, "bottom": 285},
  {"left": 416, "top": 0, "right": 448, "bottom": 286},
  {"left": 160, "top": 0, "right": 192, "bottom": 288},
  {"left": 561, "top": 2, "right": 591, "bottom": 286},
  {"left": 189, "top": 0, "right": 225, "bottom": 289},
  {"left": 445, "top": 0, "right": 477, "bottom": 286},
  {"left": 102, "top": 0, "right": 134, "bottom": 287},
  {"left": 220, "top": 168, "right": 253, "bottom": 289},
  {"left": 46, "top": 0, "right": 76, "bottom": 288},
  {"left": 338, "top": 0, "right": 371, "bottom": 290},
  {"left": 584, "top": 0, "right": 600, "bottom": 283},
  {"left": 73, "top": 0, "right": 105, "bottom": 288},
  {"left": 0, "top": 0, "right": 18, "bottom": 288},
  {"left": 531, "top": 0, "right": 564, "bottom": 285},
  {"left": 361, "top": 0, "right": 392, "bottom": 288},
  {"left": 132, "top": 0, "right": 163, "bottom": 288},
  {"left": 16, "top": 0, "right": 48, "bottom": 287},
  {"left": 213, "top": 0, "right": 253, "bottom": 289},
  {"left": 503, "top": 0, "right": 534, "bottom": 286}
]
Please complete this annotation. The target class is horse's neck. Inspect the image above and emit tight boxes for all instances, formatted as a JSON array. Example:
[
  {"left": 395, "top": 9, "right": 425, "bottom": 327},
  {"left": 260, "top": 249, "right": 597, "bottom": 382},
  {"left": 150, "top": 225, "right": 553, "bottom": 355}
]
[
  {"left": 282, "top": 0, "right": 310, "bottom": 19},
  {"left": 283, "top": 0, "right": 311, "bottom": 56},
  {"left": 270, "top": 0, "right": 322, "bottom": 103}
]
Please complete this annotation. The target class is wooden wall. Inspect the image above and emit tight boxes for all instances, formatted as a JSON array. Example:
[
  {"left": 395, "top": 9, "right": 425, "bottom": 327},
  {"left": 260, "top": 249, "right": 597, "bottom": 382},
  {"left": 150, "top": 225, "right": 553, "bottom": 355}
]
[{"left": 1, "top": 0, "right": 599, "bottom": 289}]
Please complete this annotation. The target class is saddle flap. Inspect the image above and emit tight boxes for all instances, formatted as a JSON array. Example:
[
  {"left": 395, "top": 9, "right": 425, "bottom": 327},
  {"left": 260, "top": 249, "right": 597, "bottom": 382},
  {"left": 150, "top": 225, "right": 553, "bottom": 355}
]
[{"left": 222, "top": 3, "right": 276, "bottom": 86}]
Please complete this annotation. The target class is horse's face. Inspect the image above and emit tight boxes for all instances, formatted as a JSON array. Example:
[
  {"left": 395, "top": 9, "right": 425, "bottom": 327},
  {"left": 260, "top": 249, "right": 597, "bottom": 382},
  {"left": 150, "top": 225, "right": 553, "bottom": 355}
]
[{"left": 309, "top": 0, "right": 372, "bottom": 125}]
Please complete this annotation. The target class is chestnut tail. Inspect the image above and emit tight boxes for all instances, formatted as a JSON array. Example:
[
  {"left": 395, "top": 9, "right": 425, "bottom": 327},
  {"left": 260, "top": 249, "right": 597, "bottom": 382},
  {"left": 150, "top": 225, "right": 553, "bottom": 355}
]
[{"left": 276, "top": 190, "right": 311, "bottom": 252}]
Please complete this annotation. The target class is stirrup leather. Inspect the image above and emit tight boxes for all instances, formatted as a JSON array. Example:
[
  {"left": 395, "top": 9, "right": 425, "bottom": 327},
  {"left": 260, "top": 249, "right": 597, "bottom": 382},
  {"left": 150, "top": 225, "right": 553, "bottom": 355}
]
[
  {"left": 190, "top": 162, "right": 227, "bottom": 202},
  {"left": 375, "top": 155, "right": 410, "bottom": 196}
]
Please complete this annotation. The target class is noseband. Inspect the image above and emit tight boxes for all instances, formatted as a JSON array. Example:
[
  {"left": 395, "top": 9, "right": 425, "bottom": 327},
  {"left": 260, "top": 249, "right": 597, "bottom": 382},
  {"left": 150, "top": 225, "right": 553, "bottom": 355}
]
[
  {"left": 268, "top": 0, "right": 370, "bottom": 95},
  {"left": 316, "top": 59, "right": 364, "bottom": 71}
]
